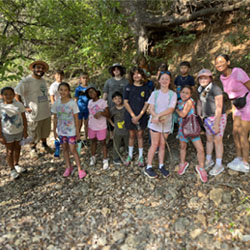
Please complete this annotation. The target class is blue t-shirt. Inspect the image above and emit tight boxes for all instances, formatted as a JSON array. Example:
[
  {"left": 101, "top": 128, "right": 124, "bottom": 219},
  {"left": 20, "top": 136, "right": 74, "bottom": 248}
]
[
  {"left": 74, "top": 85, "right": 89, "bottom": 112},
  {"left": 174, "top": 75, "right": 195, "bottom": 99}
]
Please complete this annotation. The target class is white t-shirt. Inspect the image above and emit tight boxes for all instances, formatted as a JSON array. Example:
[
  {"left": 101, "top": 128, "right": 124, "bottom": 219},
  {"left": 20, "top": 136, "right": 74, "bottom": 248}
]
[
  {"left": 15, "top": 75, "right": 51, "bottom": 122},
  {"left": 147, "top": 90, "right": 177, "bottom": 133},
  {"left": 49, "top": 81, "right": 61, "bottom": 101},
  {"left": 51, "top": 99, "right": 79, "bottom": 136},
  {"left": 0, "top": 101, "right": 25, "bottom": 134}
]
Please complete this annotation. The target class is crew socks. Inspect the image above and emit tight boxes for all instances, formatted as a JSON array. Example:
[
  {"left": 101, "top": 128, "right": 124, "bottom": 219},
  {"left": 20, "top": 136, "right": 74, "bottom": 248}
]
[
  {"left": 206, "top": 154, "right": 212, "bottom": 162},
  {"left": 128, "top": 146, "right": 133, "bottom": 158},
  {"left": 146, "top": 165, "right": 152, "bottom": 169},
  {"left": 159, "top": 163, "right": 164, "bottom": 169},
  {"left": 139, "top": 148, "right": 143, "bottom": 158},
  {"left": 216, "top": 158, "right": 222, "bottom": 166}
]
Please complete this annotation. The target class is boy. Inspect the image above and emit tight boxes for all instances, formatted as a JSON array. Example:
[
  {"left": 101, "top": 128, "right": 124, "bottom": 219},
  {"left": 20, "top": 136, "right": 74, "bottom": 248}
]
[
  {"left": 109, "top": 91, "right": 128, "bottom": 165},
  {"left": 49, "top": 70, "right": 64, "bottom": 104},
  {"left": 74, "top": 72, "right": 90, "bottom": 143},
  {"left": 174, "top": 61, "right": 195, "bottom": 100}
]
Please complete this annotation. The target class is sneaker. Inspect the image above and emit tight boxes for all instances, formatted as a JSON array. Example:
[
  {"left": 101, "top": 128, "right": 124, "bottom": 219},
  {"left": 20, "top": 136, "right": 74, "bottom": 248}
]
[
  {"left": 90, "top": 156, "right": 96, "bottom": 166},
  {"left": 144, "top": 167, "right": 158, "bottom": 178},
  {"left": 228, "top": 161, "right": 249, "bottom": 173},
  {"left": 159, "top": 165, "right": 170, "bottom": 178},
  {"left": 195, "top": 166, "right": 208, "bottom": 183},
  {"left": 124, "top": 156, "right": 132, "bottom": 166},
  {"left": 209, "top": 164, "right": 224, "bottom": 176},
  {"left": 10, "top": 169, "right": 19, "bottom": 179},
  {"left": 30, "top": 149, "right": 39, "bottom": 159},
  {"left": 227, "top": 158, "right": 242, "bottom": 169},
  {"left": 63, "top": 167, "right": 74, "bottom": 177},
  {"left": 178, "top": 162, "right": 189, "bottom": 175},
  {"left": 113, "top": 159, "right": 122, "bottom": 166},
  {"left": 138, "top": 156, "right": 144, "bottom": 167},
  {"left": 103, "top": 159, "right": 109, "bottom": 170},
  {"left": 205, "top": 160, "right": 214, "bottom": 170},
  {"left": 14, "top": 165, "right": 26, "bottom": 173},
  {"left": 78, "top": 170, "right": 87, "bottom": 179}
]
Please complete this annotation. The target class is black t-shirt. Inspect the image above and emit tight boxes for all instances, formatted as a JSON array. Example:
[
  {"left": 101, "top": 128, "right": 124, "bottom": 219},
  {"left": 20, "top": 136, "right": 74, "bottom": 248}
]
[
  {"left": 198, "top": 84, "right": 226, "bottom": 117},
  {"left": 174, "top": 75, "right": 195, "bottom": 87}
]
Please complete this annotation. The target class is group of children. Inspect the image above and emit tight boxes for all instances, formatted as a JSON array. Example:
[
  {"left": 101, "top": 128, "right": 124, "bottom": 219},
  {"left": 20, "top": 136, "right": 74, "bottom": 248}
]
[{"left": 1, "top": 54, "right": 249, "bottom": 183}]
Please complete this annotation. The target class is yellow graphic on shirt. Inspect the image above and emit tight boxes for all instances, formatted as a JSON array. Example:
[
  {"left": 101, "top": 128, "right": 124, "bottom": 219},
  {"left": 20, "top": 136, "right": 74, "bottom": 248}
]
[
  {"left": 117, "top": 121, "right": 125, "bottom": 129},
  {"left": 141, "top": 91, "right": 145, "bottom": 97}
]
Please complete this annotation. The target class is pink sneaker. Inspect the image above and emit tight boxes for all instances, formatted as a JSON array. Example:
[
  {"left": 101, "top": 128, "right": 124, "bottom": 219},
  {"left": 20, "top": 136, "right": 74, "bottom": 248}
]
[
  {"left": 78, "top": 170, "right": 87, "bottom": 179},
  {"left": 178, "top": 162, "right": 189, "bottom": 175},
  {"left": 195, "top": 166, "right": 208, "bottom": 183},
  {"left": 63, "top": 167, "right": 74, "bottom": 177}
]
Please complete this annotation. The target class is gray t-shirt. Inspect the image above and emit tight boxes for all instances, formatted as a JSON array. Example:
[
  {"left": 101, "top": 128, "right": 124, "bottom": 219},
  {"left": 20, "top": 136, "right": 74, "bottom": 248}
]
[
  {"left": 110, "top": 106, "right": 128, "bottom": 136},
  {"left": 103, "top": 77, "right": 129, "bottom": 108}
]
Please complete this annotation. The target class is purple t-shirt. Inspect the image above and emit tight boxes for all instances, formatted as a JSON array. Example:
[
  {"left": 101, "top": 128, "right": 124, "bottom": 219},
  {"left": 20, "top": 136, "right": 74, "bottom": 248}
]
[{"left": 220, "top": 67, "right": 250, "bottom": 99}]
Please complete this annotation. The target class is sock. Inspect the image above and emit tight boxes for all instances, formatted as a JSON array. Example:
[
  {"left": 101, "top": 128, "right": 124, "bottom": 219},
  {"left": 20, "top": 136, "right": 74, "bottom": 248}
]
[
  {"left": 236, "top": 157, "right": 242, "bottom": 161},
  {"left": 139, "top": 148, "right": 143, "bottom": 158},
  {"left": 147, "top": 165, "right": 152, "bottom": 169},
  {"left": 128, "top": 146, "right": 133, "bottom": 158},
  {"left": 206, "top": 155, "right": 212, "bottom": 161},
  {"left": 42, "top": 141, "right": 47, "bottom": 147},
  {"left": 216, "top": 158, "right": 222, "bottom": 166},
  {"left": 159, "top": 163, "right": 164, "bottom": 169}
]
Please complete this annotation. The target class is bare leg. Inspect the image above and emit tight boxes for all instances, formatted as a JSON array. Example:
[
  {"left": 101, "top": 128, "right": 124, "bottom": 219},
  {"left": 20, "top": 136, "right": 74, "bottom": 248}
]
[
  {"left": 240, "top": 120, "right": 250, "bottom": 163},
  {"left": 147, "top": 130, "right": 160, "bottom": 165},
  {"left": 233, "top": 116, "right": 242, "bottom": 158},
  {"left": 179, "top": 141, "right": 187, "bottom": 165},
  {"left": 62, "top": 143, "right": 71, "bottom": 168},
  {"left": 192, "top": 139, "right": 205, "bottom": 168},
  {"left": 158, "top": 133, "right": 168, "bottom": 165},
  {"left": 69, "top": 143, "right": 82, "bottom": 172},
  {"left": 13, "top": 141, "right": 21, "bottom": 166},
  {"left": 128, "top": 130, "right": 136, "bottom": 147},
  {"left": 214, "top": 135, "right": 224, "bottom": 160},
  {"left": 206, "top": 134, "right": 214, "bottom": 156},
  {"left": 6, "top": 142, "right": 15, "bottom": 170},
  {"left": 78, "top": 119, "right": 83, "bottom": 134},
  {"left": 101, "top": 139, "right": 107, "bottom": 159},
  {"left": 91, "top": 138, "right": 97, "bottom": 156},
  {"left": 83, "top": 119, "right": 88, "bottom": 140}
]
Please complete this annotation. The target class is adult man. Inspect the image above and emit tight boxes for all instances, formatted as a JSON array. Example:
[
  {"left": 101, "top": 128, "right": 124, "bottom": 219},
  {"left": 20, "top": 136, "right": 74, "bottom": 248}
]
[{"left": 15, "top": 60, "right": 51, "bottom": 158}]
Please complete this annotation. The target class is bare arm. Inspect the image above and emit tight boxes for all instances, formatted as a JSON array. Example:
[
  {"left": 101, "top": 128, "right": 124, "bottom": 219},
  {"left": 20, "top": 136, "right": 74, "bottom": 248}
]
[
  {"left": 21, "top": 112, "right": 28, "bottom": 138},
  {"left": 50, "top": 95, "right": 56, "bottom": 104},
  {"left": 176, "top": 99, "right": 193, "bottom": 118},
  {"left": 0, "top": 122, "right": 6, "bottom": 144},
  {"left": 244, "top": 79, "right": 250, "bottom": 90},
  {"left": 74, "top": 113, "right": 80, "bottom": 141},
  {"left": 53, "top": 114, "right": 58, "bottom": 139},
  {"left": 103, "top": 93, "right": 108, "bottom": 100},
  {"left": 124, "top": 99, "right": 135, "bottom": 118},
  {"left": 196, "top": 100, "right": 202, "bottom": 117}
]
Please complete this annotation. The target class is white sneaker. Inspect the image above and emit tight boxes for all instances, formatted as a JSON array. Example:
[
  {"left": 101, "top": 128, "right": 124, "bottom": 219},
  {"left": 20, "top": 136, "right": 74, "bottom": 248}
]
[
  {"left": 205, "top": 160, "right": 214, "bottom": 170},
  {"left": 209, "top": 164, "right": 224, "bottom": 176},
  {"left": 103, "top": 159, "right": 109, "bottom": 170},
  {"left": 227, "top": 158, "right": 242, "bottom": 169},
  {"left": 11, "top": 169, "right": 19, "bottom": 179},
  {"left": 90, "top": 156, "right": 96, "bottom": 166},
  {"left": 228, "top": 161, "right": 249, "bottom": 173},
  {"left": 15, "top": 165, "right": 26, "bottom": 173}
]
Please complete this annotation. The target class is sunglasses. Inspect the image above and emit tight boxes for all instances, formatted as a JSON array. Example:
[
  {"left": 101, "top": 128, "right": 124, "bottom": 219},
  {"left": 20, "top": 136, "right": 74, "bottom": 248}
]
[{"left": 160, "top": 71, "right": 171, "bottom": 76}]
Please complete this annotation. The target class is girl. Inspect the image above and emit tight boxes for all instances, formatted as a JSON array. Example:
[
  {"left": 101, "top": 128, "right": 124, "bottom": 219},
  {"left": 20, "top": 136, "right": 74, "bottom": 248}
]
[
  {"left": 215, "top": 54, "right": 250, "bottom": 173},
  {"left": 176, "top": 86, "right": 207, "bottom": 183},
  {"left": 144, "top": 71, "right": 177, "bottom": 178},
  {"left": 51, "top": 82, "right": 86, "bottom": 179},
  {"left": 197, "top": 69, "right": 227, "bottom": 176},
  {"left": 86, "top": 85, "right": 109, "bottom": 170},
  {"left": 0, "top": 87, "right": 28, "bottom": 179},
  {"left": 124, "top": 67, "right": 150, "bottom": 167}
]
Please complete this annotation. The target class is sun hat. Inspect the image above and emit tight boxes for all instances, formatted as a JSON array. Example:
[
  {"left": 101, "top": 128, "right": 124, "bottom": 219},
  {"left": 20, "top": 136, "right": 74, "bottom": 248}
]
[
  {"left": 85, "top": 84, "right": 101, "bottom": 99},
  {"left": 108, "top": 63, "right": 126, "bottom": 76},
  {"left": 29, "top": 60, "right": 49, "bottom": 72},
  {"left": 197, "top": 69, "right": 213, "bottom": 78}
]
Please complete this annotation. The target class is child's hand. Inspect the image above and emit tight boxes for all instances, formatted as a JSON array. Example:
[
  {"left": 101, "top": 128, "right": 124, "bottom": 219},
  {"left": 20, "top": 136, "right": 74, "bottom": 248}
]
[
  {"left": 132, "top": 116, "right": 140, "bottom": 124},
  {"left": 94, "top": 111, "right": 102, "bottom": 119},
  {"left": 213, "top": 123, "right": 220, "bottom": 134},
  {"left": 151, "top": 115, "right": 160, "bottom": 123},
  {"left": 0, "top": 136, "right": 6, "bottom": 145}
]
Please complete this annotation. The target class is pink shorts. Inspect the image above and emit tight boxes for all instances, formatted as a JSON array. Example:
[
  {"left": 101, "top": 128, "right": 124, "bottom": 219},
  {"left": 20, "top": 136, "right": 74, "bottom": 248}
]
[
  {"left": 234, "top": 93, "right": 250, "bottom": 121},
  {"left": 204, "top": 114, "right": 227, "bottom": 137},
  {"left": 88, "top": 128, "right": 107, "bottom": 141}
]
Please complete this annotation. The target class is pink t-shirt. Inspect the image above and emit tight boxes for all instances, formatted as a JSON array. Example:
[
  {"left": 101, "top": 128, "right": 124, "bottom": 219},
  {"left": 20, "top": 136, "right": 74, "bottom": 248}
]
[
  {"left": 220, "top": 67, "right": 250, "bottom": 99},
  {"left": 88, "top": 99, "right": 108, "bottom": 131}
]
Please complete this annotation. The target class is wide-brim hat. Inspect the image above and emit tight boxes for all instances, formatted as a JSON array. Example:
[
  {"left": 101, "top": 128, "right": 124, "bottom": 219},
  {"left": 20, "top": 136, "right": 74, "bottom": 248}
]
[
  {"left": 108, "top": 63, "right": 126, "bottom": 75},
  {"left": 29, "top": 60, "right": 49, "bottom": 72},
  {"left": 85, "top": 84, "right": 101, "bottom": 99},
  {"left": 197, "top": 69, "right": 213, "bottom": 78}
]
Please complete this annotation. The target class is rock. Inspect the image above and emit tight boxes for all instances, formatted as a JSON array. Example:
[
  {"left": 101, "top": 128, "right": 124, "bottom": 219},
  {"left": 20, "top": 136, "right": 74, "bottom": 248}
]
[
  {"left": 222, "top": 192, "right": 231, "bottom": 203},
  {"left": 101, "top": 207, "right": 111, "bottom": 217},
  {"left": 55, "top": 184, "right": 63, "bottom": 190},
  {"left": 112, "top": 231, "right": 125, "bottom": 243},
  {"left": 174, "top": 217, "right": 190, "bottom": 233},
  {"left": 195, "top": 214, "right": 207, "bottom": 227},
  {"left": 209, "top": 188, "right": 223, "bottom": 206},
  {"left": 241, "top": 234, "right": 250, "bottom": 242},
  {"left": 228, "top": 169, "right": 239, "bottom": 176},
  {"left": 125, "top": 235, "right": 137, "bottom": 247},
  {"left": 190, "top": 228, "right": 202, "bottom": 239},
  {"left": 187, "top": 197, "right": 201, "bottom": 209},
  {"left": 97, "top": 236, "right": 107, "bottom": 246}
]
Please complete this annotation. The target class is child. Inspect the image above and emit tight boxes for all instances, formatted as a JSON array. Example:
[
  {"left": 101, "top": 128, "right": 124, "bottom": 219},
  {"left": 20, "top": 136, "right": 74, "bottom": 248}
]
[
  {"left": 215, "top": 54, "right": 250, "bottom": 173},
  {"left": 0, "top": 87, "right": 28, "bottom": 179},
  {"left": 144, "top": 71, "right": 177, "bottom": 178},
  {"left": 51, "top": 82, "right": 86, "bottom": 179},
  {"left": 176, "top": 86, "right": 207, "bottom": 183},
  {"left": 49, "top": 70, "right": 64, "bottom": 104},
  {"left": 197, "top": 69, "right": 227, "bottom": 176},
  {"left": 124, "top": 67, "right": 150, "bottom": 167},
  {"left": 86, "top": 85, "right": 110, "bottom": 169},
  {"left": 174, "top": 61, "right": 195, "bottom": 100},
  {"left": 109, "top": 91, "right": 128, "bottom": 165},
  {"left": 74, "top": 72, "right": 90, "bottom": 142}
]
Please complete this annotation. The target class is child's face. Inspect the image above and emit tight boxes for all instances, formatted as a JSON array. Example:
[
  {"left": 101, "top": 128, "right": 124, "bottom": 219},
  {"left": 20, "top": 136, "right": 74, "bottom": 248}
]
[
  {"left": 80, "top": 75, "right": 89, "bottom": 86},
  {"left": 55, "top": 73, "right": 63, "bottom": 83},
  {"left": 2, "top": 89, "right": 15, "bottom": 104},
  {"left": 133, "top": 70, "right": 142, "bottom": 83},
  {"left": 88, "top": 88, "right": 98, "bottom": 100},
  {"left": 159, "top": 73, "right": 171, "bottom": 88},
  {"left": 180, "top": 87, "right": 192, "bottom": 101},
  {"left": 113, "top": 67, "right": 121, "bottom": 77},
  {"left": 215, "top": 56, "right": 230, "bottom": 72},
  {"left": 199, "top": 76, "right": 211, "bottom": 87},
  {"left": 180, "top": 65, "right": 189, "bottom": 76},
  {"left": 112, "top": 96, "right": 122, "bottom": 106},
  {"left": 58, "top": 85, "right": 70, "bottom": 99}
]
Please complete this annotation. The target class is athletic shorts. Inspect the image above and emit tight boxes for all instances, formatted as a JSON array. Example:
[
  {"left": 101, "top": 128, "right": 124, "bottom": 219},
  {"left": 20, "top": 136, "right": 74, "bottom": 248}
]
[
  {"left": 234, "top": 94, "right": 250, "bottom": 121},
  {"left": 78, "top": 111, "right": 89, "bottom": 120},
  {"left": 2, "top": 132, "right": 23, "bottom": 143},
  {"left": 59, "top": 135, "right": 77, "bottom": 144},
  {"left": 88, "top": 128, "right": 107, "bottom": 141},
  {"left": 204, "top": 114, "right": 227, "bottom": 137}
]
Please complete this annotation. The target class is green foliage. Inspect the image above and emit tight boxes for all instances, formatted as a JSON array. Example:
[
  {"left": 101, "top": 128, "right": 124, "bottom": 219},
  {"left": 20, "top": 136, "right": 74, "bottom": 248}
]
[{"left": 225, "top": 32, "right": 248, "bottom": 46}]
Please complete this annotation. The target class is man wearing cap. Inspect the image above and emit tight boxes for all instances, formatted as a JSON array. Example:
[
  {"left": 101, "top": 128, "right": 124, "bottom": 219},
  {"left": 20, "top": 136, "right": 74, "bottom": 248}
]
[{"left": 15, "top": 60, "right": 51, "bottom": 158}]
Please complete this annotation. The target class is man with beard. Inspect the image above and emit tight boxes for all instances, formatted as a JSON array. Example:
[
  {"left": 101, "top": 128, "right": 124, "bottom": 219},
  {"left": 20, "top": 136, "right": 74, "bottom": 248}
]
[{"left": 15, "top": 60, "right": 51, "bottom": 158}]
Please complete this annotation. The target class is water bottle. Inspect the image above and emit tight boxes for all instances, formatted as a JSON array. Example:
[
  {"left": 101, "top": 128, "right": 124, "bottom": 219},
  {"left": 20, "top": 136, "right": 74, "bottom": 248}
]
[
  {"left": 76, "top": 140, "right": 82, "bottom": 155},
  {"left": 19, "top": 137, "right": 33, "bottom": 146},
  {"left": 54, "top": 139, "right": 60, "bottom": 157}
]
